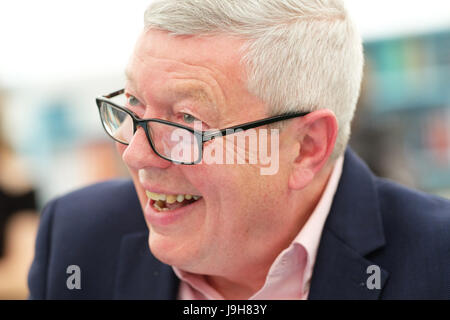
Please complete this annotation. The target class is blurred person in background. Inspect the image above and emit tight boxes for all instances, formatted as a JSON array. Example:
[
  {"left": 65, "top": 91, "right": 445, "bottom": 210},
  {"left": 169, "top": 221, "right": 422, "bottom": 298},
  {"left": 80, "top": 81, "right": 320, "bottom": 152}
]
[
  {"left": 0, "top": 90, "right": 38, "bottom": 299},
  {"left": 28, "top": 0, "right": 450, "bottom": 299}
]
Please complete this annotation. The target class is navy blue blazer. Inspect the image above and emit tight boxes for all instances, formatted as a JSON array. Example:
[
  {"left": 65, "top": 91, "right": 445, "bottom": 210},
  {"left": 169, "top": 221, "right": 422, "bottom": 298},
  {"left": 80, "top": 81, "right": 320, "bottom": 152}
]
[{"left": 28, "top": 149, "right": 450, "bottom": 299}]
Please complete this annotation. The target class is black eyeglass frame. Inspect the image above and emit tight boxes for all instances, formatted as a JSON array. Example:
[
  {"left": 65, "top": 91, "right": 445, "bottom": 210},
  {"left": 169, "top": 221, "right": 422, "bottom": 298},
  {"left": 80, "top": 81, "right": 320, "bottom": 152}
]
[{"left": 96, "top": 88, "right": 310, "bottom": 165}]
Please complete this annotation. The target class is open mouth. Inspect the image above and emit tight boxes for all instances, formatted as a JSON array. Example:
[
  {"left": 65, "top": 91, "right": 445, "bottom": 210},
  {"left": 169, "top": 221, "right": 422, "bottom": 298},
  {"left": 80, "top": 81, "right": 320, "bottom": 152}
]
[{"left": 146, "top": 191, "right": 202, "bottom": 212}]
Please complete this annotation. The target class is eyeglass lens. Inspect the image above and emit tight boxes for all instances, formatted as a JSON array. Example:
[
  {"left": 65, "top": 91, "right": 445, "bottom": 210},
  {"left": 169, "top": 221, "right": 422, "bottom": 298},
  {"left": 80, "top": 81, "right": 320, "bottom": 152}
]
[{"left": 99, "top": 102, "right": 201, "bottom": 163}]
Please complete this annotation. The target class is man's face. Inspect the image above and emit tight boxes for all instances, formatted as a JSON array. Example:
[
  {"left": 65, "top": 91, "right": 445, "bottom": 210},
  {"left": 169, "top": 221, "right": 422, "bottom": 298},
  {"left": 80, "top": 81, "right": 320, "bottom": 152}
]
[{"left": 119, "top": 30, "right": 296, "bottom": 276}]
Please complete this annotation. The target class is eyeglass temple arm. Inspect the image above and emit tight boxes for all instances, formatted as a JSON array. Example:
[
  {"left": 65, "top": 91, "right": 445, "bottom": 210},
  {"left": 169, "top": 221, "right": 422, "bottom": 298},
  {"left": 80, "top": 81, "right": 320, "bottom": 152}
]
[
  {"left": 202, "top": 112, "right": 309, "bottom": 142},
  {"left": 104, "top": 88, "right": 125, "bottom": 99}
]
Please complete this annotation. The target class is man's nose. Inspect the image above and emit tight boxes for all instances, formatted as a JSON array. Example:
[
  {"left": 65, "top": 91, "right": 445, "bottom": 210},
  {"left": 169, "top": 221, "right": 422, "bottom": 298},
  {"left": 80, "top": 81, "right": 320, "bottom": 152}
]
[{"left": 122, "top": 127, "right": 171, "bottom": 170}]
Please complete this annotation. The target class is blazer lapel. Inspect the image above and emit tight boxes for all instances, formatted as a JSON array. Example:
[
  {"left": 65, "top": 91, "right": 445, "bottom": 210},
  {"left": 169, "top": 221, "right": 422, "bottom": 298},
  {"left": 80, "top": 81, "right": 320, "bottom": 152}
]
[
  {"left": 308, "top": 149, "right": 389, "bottom": 299},
  {"left": 114, "top": 231, "right": 180, "bottom": 299}
]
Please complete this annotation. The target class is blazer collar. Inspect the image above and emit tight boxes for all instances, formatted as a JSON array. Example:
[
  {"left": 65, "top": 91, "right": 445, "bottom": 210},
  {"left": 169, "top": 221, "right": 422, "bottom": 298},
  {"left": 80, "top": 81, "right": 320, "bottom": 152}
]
[{"left": 308, "top": 148, "right": 389, "bottom": 299}]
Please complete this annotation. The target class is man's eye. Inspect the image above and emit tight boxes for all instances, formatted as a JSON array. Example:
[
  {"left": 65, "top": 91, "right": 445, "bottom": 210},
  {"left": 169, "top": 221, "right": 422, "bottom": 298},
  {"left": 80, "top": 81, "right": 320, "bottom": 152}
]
[
  {"left": 127, "top": 95, "right": 141, "bottom": 106},
  {"left": 183, "top": 113, "right": 199, "bottom": 124}
]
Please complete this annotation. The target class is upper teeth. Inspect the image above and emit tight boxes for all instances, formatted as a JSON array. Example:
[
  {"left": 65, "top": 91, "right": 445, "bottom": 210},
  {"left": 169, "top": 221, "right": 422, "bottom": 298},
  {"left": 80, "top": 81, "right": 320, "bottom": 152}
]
[{"left": 145, "top": 191, "right": 201, "bottom": 202}]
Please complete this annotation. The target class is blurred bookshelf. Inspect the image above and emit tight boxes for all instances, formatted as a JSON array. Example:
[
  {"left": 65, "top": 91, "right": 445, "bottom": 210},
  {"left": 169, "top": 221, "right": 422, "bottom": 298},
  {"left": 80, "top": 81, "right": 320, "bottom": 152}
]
[{"left": 351, "top": 29, "right": 450, "bottom": 199}]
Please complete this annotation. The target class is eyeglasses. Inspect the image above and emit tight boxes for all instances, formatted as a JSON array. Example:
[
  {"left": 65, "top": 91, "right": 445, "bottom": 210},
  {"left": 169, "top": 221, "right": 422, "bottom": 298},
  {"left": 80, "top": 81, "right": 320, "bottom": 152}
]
[{"left": 96, "top": 89, "right": 309, "bottom": 164}]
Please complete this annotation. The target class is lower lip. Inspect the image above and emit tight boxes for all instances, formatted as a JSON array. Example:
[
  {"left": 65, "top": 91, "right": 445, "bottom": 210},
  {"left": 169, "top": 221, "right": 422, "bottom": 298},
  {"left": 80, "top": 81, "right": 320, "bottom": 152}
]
[{"left": 144, "top": 198, "right": 201, "bottom": 227}]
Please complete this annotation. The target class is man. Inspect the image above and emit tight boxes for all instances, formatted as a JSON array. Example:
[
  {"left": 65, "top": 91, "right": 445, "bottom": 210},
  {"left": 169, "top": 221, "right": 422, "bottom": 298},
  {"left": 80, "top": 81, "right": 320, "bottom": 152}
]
[{"left": 28, "top": 0, "right": 450, "bottom": 299}]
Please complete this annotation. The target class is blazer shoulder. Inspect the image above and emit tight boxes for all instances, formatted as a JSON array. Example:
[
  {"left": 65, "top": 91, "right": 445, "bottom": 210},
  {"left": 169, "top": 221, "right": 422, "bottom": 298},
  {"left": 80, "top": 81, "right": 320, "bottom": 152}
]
[
  {"left": 375, "top": 177, "right": 450, "bottom": 256},
  {"left": 49, "top": 179, "right": 146, "bottom": 236},
  {"left": 376, "top": 177, "right": 450, "bottom": 225},
  {"left": 56, "top": 178, "right": 137, "bottom": 205}
]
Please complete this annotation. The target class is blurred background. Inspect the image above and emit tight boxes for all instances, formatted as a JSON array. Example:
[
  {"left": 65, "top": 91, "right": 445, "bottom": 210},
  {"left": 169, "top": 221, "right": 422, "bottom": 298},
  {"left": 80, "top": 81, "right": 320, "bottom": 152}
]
[{"left": 0, "top": 0, "right": 449, "bottom": 299}]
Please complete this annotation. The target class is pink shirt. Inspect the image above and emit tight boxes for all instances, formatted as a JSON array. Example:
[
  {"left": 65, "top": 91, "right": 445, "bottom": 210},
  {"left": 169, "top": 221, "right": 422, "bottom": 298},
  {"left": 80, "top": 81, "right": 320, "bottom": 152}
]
[{"left": 173, "top": 155, "right": 344, "bottom": 300}]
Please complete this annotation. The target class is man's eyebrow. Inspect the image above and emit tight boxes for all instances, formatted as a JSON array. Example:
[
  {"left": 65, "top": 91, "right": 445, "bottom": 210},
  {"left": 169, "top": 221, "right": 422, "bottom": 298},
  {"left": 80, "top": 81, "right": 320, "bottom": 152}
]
[{"left": 169, "top": 83, "right": 218, "bottom": 113}]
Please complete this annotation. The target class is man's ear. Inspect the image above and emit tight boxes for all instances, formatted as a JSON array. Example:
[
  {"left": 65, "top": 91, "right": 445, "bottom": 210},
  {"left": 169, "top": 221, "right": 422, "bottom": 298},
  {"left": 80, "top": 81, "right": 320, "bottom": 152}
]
[{"left": 288, "top": 109, "right": 338, "bottom": 190}]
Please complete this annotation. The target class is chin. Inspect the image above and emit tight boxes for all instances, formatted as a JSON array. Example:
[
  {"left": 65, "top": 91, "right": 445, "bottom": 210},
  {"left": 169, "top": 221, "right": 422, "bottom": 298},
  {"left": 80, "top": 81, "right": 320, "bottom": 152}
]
[
  {"left": 147, "top": 231, "right": 213, "bottom": 275},
  {"left": 147, "top": 231, "right": 190, "bottom": 267}
]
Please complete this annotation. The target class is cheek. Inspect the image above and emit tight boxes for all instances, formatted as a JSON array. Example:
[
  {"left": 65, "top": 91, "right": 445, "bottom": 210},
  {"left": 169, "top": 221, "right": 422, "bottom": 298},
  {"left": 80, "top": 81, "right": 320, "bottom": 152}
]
[{"left": 184, "top": 163, "right": 266, "bottom": 211}]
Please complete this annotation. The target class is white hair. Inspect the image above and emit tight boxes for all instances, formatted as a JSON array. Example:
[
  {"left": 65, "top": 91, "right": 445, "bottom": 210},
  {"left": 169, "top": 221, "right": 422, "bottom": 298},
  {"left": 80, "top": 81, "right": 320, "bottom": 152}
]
[{"left": 144, "top": 0, "right": 364, "bottom": 158}]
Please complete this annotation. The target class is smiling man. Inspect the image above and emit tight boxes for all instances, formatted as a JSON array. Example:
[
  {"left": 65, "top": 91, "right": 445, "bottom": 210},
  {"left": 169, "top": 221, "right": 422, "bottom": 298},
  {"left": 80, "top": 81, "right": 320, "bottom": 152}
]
[{"left": 29, "top": 0, "right": 450, "bottom": 300}]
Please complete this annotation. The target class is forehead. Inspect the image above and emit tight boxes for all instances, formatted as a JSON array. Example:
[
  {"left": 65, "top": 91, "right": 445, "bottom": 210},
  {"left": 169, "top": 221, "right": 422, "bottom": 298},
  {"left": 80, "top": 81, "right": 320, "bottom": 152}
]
[
  {"left": 133, "top": 29, "right": 245, "bottom": 69},
  {"left": 126, "top": 29, "right": 247, "bottom": 103}
]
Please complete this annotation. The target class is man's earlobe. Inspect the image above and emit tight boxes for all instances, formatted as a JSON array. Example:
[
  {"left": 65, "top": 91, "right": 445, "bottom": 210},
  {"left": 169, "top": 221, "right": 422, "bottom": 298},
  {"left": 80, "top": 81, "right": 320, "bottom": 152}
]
[{"left": 289, "top": 167, "right": 314, "bottom": 190}]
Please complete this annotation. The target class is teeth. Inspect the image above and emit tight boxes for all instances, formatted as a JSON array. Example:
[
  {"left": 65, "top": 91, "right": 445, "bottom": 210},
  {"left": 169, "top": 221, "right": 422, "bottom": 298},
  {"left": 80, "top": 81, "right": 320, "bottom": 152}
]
[
  {"left": 166, "top": 195, "right": 176, "bottom": 204},
  {"left": 145, "top": 190, "right": 202, "bottom": 212},
  {"left": 146, "top": 191, "right": 201, "bottom": 201},
  {"left": 145, "top": 191, "right": 167, "bottom": 201}
]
